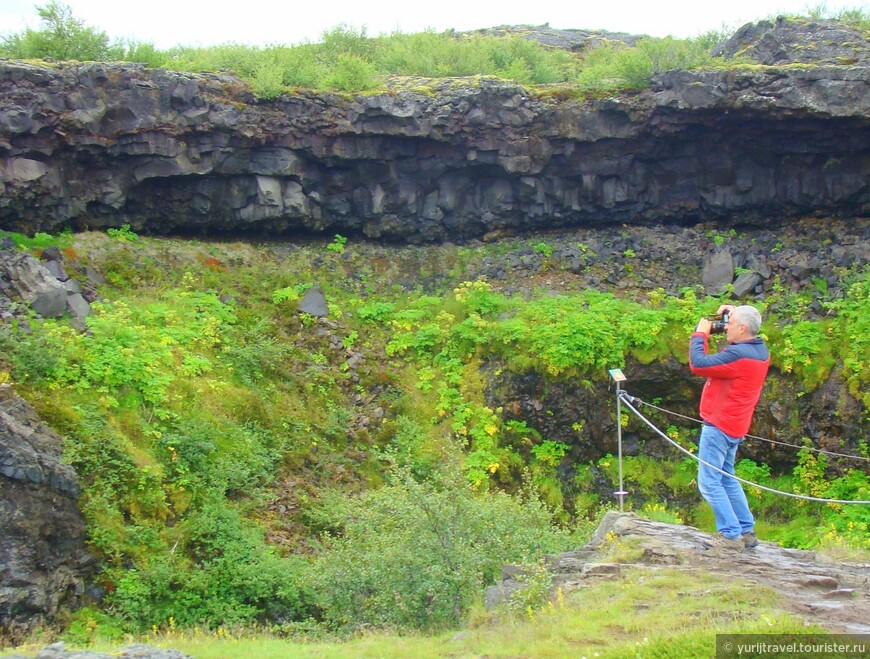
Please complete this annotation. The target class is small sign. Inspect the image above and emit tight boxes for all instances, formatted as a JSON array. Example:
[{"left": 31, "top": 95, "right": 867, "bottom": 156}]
[{"left": 608, "top": 368, "right": 627, "bottom": 382}]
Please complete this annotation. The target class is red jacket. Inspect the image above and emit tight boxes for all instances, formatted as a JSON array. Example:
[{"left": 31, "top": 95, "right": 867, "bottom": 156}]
[{"left": 689, "top": 333, "right": 770, "bottom": 438}]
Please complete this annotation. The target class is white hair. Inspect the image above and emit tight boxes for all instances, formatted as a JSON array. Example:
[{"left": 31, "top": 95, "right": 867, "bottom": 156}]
[{"left": 732, "top": 305, "right": 762, "bottom": 336}]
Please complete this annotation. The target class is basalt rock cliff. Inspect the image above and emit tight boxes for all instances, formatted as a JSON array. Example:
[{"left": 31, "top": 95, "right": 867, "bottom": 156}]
[
  {"left": 0, "top": 388, "right": 93, "bottom": 642},
  {"left": 1, "top": 18, "right": 869, "bottom": 242}
]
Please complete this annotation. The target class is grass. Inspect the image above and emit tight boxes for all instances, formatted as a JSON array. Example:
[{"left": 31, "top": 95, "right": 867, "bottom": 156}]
[
  {"left": 2, "top": 567, "right": 820, "bottom": 658},
  {"left": 5, "top": 5, "right": 870, "bottom": 98}
]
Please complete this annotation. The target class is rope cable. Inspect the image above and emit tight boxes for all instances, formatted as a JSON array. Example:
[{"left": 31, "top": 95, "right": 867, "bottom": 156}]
[
  {"left": 629, "top": 396, "right": 870, "bottom": 464},
  {"left": 617, "top": 391, "right": 870, "bottom": 506}
]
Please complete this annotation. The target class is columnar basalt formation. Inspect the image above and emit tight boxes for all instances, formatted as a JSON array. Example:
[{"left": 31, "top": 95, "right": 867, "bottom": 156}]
[{"left": 1, "top": 44, "right": 869, "bottom": 242}]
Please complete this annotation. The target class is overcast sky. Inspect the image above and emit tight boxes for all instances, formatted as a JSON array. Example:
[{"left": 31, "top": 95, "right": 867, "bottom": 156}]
[{"left": 1, "top": 0, "right": 868, "bottom": 49}]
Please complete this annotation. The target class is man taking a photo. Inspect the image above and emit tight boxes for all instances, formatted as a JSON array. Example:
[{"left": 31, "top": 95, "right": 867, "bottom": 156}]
[{"left": 690, "top": 304, "right": 770, "bottom": 552}]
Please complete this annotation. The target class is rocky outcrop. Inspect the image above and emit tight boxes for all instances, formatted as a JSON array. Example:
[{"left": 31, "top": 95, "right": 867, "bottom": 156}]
[
  {"left": 469, "top": 25, "right": 642, "bottom": 50},
  {"left": 714, "top": 16, "right": 870, "bottom": 66},
  {"left": 0, "top": 388, "right": 93, "bottom": 641},
  {"left": 0, "top": 241, "right": 95, "bottom": 324},
  {"left": 1, "top": 20, "right": 869, "bottom": 242},
  {"left": 488, "top": 512, "right": 870, "bottom": 634}
]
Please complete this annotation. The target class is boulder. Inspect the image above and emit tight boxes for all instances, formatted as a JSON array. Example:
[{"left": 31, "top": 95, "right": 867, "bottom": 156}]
[
  {"left": 0, "top": 250, "right": 68, "bottom": 318},
  {"left": 0, "top": 247, "right": 92, "bottom": 321},
  {"left": 488, "top": 512, "right": 870, "bottom": 634},
  {"left": 701, "top": 250, "right": 734, "bottom": 295},
  {"left": 298, "top": 284, "right": 329, "bottom": 317},
  {"left": 732, "top": 271, "right": 764, "bottom": 297},
  {"left": 714, "top": 17, "right": 870, "bottom": 66}
]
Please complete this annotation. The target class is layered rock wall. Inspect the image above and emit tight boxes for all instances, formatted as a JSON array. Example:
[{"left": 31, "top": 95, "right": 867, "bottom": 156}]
[
  {"left": 0, "top": 389, "right": 93, "bottom": 640},
  {"left": 1, "top": 61, "right": 869, "bottom": 242}
]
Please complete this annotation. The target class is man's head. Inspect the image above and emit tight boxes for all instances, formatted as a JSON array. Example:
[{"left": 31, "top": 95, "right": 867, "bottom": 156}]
[{"left": 726, "top": 305, "right": 762, "bottom": 342}]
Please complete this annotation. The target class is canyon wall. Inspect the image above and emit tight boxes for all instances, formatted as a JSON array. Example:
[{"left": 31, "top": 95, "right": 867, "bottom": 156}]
[{"left": 1, "top": 56, "right": 869, "bottom": 242}]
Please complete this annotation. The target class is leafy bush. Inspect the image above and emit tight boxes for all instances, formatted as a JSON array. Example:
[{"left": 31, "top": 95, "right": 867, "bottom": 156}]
[
  {"left": 251, "top": 61, "right": 285, "bottom": 100},
  {"left": 106, "top": 224, "right": 139, "bottom": 242},
  {"left": 220, "top": 319, "right": 291, "bottom": 385},
  {"left": 576, "top": 36, "right": 717, "bottom": 91},
  {"left": 158, "top": 417, "right": 282, "bottom": 503},
  {"left": 825, "top": 269, "right": 870, "bottom": 403},
  {"left": 109, "top": 499, "right": 314, "bottom": 629},
  {"left": 774, "top": 320, "right": 834, "bottom": 388},
  {"left": 324, "top": 53, "right": 380, "bottom": 91},
  {"left": 7, "top": 290, "right": 237, "bottom": 418},
  {"left": 312, "top": 469, "right": 573, "bottom": 631},
  {"left": 0, "top": 0, "right": 121, "bottom": 61}
]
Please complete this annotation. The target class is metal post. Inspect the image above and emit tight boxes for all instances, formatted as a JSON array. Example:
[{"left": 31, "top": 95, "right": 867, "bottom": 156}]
[{"left": 609, "top": 369, "right": 628, "bottom": 512}]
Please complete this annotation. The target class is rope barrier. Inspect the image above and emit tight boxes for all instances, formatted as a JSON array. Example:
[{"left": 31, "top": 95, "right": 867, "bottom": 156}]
[
  {"left": 617, "top": 391, "right": 870, "bottom": 506},
  {"left": 628, "top": 396, "right": 870, "bottom": 464}
]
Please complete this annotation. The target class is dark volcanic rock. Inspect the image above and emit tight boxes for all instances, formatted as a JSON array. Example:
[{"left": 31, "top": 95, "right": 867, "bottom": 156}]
[
  {"left": 1, "top": 30, "right": 869, "bottom": 242},
  {"left": 0, "top": 389, "right": 94, "bottom": 641},
  {"left": 715, "top": 16, "right": 870, "bottom": 66},
  {"left": 0, "top": 245, "right": 92, "bottom": 321}
]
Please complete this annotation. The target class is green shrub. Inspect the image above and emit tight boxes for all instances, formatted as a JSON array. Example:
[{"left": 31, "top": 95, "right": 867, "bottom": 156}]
[
  {"left": 220, "top": 319, "right": 291, "bottom": 385},
  {"left": 774, "top": 320, "right": 834, "bottom": 389},
  {"left": 312, "top": 468, "right": 573, "bottom": 631},
  {"left": 320, "top": 24, "right": 377, "bottom": 60},
  {"left": 60, "top": 606, "right": 126, "bottom": 645},
  {"left": 1, "top": 0, "right": 120, "bottom": 61},
  {"left": 120, "top": 39, "right": 166, "bottom": 67},
  {"left": 576, "top": 36, "right": 717, "bottom": 91},
  {"left": 106, "top": 224, "right": 139, "bottom": 242},
  {"left": 251, "top": 60, "right": 285, "bottom": 99},
  {"left": 326, "top": 234, "right": 348, "bottom": 253},
  {"left": 109, "top": 499, "right": 314, "bottom": 629},
  {"left": 825, "top": 269, "right": 870, "bottom": 403},
  {"left": 267, "top": 44, "right": 324, "bottom": 87},
  {"left": 324, "top": 52, "right": 380, "bottom": 91}
]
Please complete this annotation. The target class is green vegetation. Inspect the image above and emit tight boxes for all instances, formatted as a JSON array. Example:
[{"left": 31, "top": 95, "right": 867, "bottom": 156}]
[
  {"left": 0, "top": 0, "right": 120, "bottom": 62},
  {"left": 1, "top": 228, "right": 867, "bottom": 649},
  {"left": 4, "top": 566, "right": 819, "bottom": 657},
  {"left": 803, "top": 3, "right": 870, "bottom": 28},
  {"left": 6, "top": 3, "right": 870, "bottom": 98},
  {"left": 326, "top": 234, "right": 347, "bottom": 254},
  {"left": 574, "top": 35, "right": 719, "bottom": 91},
  {"left": 310, "top": 469, "right": 571, "bottom": 631}
]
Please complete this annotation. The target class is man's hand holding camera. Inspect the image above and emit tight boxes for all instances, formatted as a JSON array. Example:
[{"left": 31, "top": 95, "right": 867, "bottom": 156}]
[{"left": 695, "top": 304, "right": 736, "bottom": 336}]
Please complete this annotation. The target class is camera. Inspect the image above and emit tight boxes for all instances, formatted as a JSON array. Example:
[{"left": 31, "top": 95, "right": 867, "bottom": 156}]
[{"left": 707, "top": 311, "right": 730, "bottom": 334}]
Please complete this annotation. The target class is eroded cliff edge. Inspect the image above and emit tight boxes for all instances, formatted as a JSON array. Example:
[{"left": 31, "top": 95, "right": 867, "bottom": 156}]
[{"left": 1, "top": 55, "right": 869, "bottom": 242}]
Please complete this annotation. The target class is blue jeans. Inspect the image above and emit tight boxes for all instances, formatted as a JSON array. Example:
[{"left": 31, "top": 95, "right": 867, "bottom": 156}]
[{"left": 697, "top": 424, "right": 754, "bottom": 539}]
